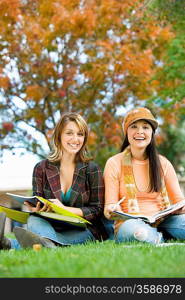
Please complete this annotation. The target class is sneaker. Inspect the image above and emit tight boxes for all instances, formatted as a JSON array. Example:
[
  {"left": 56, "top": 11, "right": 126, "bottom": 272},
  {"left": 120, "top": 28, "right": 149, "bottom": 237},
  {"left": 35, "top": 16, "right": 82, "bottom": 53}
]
[
  {"left": 0, "top": 212, "right": 11, "bottom": 250},
  {"left": 13, "top": 227, "right": 56, "bottom": 249}
]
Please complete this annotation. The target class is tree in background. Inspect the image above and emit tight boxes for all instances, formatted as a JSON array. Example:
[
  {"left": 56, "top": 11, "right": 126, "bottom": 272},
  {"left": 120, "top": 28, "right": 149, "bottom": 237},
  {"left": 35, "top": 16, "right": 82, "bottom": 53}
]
[
  {"left": 0, "top": 0, "right": 183, "bottom": 170},
  {"left": 157, "top": 116, "right": 185, "bottom": 177},
  {"left": 148, "top": 0, "right": 185, "bottom": 104},
  {"left": 145, "top": 0, "right": 185, "bottom": 176}
]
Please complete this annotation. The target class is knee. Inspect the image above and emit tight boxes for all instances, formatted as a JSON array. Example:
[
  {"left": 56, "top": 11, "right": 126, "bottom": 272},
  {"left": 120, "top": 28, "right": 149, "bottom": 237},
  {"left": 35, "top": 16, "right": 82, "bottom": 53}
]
[
  {"left": 27, "top": 215, "right": 43, "bottom": 230},
  {"left": 116, "top": 219, "right": 147, "bottom": 242},
  {"left": 116, "top": 219, "right": 163, "bottom": 244},
  {"left": 133, "top": 228, "right": 148, "bottom": 242}
]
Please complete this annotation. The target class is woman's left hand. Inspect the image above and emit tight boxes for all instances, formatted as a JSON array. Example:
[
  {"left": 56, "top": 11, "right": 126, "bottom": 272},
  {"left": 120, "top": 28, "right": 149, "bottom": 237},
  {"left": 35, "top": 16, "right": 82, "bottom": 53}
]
[
  {"left": 49, "top": 198, "right": 65, "bottom": 208},
  {"left": 173, "top": 205, "right": 185, "bottom": 215}
]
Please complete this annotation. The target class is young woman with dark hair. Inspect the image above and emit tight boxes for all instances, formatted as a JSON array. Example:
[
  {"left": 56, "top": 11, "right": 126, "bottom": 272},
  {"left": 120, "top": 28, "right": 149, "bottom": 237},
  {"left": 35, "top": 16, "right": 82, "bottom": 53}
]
[
  {"left": 104, "top": 107, "right": 185, "bottom": 245},
  {"left": 120, "top": 132, "right": 162, "bottom": 193}
]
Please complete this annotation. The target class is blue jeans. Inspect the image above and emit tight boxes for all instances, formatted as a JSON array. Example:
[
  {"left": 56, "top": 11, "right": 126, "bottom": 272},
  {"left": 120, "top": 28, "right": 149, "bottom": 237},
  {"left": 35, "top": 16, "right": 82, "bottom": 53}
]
[
  {"left": 10, "top": 215, "right": 95, "bottom": 249},
  {"left": 115, "top": 214, "right": 185, "bottom": 245},
  {"left": 101, "top": 217, "right": 114, "bottom": 240}
]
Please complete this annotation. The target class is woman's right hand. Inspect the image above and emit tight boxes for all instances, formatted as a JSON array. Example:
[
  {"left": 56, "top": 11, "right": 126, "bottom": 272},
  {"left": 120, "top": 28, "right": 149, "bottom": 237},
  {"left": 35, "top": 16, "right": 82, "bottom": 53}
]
[
  {"left": 24, "top": 201, "right": 52, "bottom": 212},
  {"left": 104, "top": 203, "right": 122, "bottom": 219}
]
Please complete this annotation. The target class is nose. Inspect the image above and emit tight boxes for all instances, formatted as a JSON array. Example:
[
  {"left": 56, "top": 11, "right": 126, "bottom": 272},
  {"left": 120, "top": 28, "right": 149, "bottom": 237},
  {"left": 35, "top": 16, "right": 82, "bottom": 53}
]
[
  {"left": 136, "top": 126, "right": 144, "bottom": 134},
  {"left": 72, "top": 134, "right": 79, "bottom": 141}
]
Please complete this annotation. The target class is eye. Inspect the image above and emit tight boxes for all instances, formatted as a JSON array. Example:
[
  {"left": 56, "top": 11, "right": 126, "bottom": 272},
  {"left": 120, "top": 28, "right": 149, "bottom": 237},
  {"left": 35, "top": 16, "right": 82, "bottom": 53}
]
[
  {"left": 78, "top": 132, "right": 84, "bottom": 136},
  {"left": 144, "top": 125, "right": 151, "bottom": 129},
  {"left": 130, "top": 124, "right": 137, "bottom": 128}
]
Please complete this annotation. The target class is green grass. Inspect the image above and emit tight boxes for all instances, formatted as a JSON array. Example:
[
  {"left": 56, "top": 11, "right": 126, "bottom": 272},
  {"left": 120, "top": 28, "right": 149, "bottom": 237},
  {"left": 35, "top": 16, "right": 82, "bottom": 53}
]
[{"left": 0, "top": 239, "right": 185, "bottom": 278}]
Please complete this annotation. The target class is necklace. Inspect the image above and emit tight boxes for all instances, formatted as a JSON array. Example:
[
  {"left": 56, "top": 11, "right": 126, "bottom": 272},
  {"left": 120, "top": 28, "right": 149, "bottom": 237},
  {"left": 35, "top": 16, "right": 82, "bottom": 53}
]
[
  {"left": 132, "top": 159, "right": 150, "bottom": 193},
  {"left": 135, "top": 180, "right": 150, "bottom": 193}
]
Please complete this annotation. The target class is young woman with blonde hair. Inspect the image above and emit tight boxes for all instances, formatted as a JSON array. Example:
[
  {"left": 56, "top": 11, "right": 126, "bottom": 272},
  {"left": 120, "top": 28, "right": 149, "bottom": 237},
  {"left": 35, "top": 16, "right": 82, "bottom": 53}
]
[{"left": 0, "top": 112, "right": 112, "bottom": 249}]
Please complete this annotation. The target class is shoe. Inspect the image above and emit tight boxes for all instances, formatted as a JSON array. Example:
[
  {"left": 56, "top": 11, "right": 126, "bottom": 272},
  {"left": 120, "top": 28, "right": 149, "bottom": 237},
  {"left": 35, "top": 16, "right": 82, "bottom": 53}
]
[
  {"left": 0, "top": 212, "right": 11, "bottom": 250},
  {"left": 13, "top": 227, "right": 57, "bottom": 248}
]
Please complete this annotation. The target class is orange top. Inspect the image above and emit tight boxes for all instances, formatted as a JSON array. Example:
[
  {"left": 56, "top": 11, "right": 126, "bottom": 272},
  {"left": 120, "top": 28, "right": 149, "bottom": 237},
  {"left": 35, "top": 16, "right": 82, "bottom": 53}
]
[{"left": 104, "top": 152, "right": 184, "bottom": 231}]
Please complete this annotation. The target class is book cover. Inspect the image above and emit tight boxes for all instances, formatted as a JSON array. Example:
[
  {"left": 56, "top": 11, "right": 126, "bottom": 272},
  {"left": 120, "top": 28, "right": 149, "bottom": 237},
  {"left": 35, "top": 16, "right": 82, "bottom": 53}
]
[
  {"left": 5, "top": 193, "right": 91, "bottom": 226},
  {"left": 0, "top": 204, "right": 88, "bottom": 228}
]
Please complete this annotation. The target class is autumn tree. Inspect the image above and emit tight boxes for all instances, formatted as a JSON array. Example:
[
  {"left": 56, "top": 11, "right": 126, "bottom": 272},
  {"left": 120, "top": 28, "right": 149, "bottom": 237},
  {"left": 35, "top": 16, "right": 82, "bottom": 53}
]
[
  {"left": 0, "top": 0, "right": 176, "bottom": 167},
  {"left": 142, "top": 0, "right": 185, "bottom": 175}
]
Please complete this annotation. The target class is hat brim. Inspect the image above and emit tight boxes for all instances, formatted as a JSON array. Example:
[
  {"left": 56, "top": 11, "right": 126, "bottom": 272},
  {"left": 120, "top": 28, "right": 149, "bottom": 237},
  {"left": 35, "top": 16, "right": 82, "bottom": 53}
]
[{"left": 129, "top": 118, "right": 158, "bottom": 130}]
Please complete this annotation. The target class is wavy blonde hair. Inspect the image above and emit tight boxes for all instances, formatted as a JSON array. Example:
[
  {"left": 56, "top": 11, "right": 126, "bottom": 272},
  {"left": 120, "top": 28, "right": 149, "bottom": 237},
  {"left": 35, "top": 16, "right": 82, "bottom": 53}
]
[{"left": 48, "top": 112, "right": 91, "bottom": 162}]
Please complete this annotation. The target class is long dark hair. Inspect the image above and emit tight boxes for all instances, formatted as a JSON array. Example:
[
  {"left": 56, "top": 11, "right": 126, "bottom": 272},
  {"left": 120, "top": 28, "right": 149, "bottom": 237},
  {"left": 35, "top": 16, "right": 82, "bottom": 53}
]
[{"left": 120, "top": 132, "right": 163, "bottom": 192}]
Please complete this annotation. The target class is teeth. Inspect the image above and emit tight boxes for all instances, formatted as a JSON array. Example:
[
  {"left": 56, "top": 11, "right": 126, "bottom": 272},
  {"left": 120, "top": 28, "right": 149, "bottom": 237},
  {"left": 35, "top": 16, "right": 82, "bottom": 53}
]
[{"left": 68, "top": 144, "right": 79, "bottom": 148}]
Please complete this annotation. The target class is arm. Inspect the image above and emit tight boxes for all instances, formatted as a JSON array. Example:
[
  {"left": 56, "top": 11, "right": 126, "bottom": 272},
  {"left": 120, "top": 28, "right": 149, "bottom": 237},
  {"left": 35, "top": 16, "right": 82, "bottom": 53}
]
[
  {"left": 25, "top": 161, "right": 51, "bottom": 212},
  {"left": 103, "top": 157, "right": 123, "bottom": 219},
  {"left": 49, "top": 199, "right": 84, "bottom": 216},
  {"left": 32, "top": 161, "right": 45, "bottom": 197},
  {"left": 163, "top": 157, "right": 185, "bottom": 213},
  {"left": 81, "top": 162, "right": 105, "bottom": 222},
  {"left": 163, "top": 158, "right": 184, "bottom": 204}
]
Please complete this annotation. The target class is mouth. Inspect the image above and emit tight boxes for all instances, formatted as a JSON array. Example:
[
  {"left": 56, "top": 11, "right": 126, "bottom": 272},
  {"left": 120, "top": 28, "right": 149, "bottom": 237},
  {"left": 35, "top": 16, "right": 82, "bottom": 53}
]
[
  {"left": 68, "top": 143, "right": 80, "bottom": 149},
  {"left": 134, "top": 137, "right": 145, "bottom": 141}
]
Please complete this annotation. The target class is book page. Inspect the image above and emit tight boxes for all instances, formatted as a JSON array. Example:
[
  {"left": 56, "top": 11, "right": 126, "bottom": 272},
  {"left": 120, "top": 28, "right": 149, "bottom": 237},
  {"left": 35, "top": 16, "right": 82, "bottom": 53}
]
[
  {"left": 112, "top": 211, "right": 152, "bottom": 222},
  {"left": 6, "top": 193, "right": 38, "bottom": 206},
  {"left": 154, "top": 199, "right": 185, "bottom": 220}
]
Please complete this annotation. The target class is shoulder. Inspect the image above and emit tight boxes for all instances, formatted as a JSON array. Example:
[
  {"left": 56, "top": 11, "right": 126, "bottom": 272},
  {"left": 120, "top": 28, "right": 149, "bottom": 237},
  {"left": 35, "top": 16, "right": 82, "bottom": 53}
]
[
  {"left": 86, "top": 161, "right": 102, "bottom": 173},
  {"left": 159, "top": 154, "right": 174, "bottom": 175},
  {"left": 105, "top": 152, "right": 123, "bottom": 169},
  {"left": 33, "top": 159, "right": 57, "bottom": 173},
  {"left": 104, "top": 153, "right": 123, "bottom": 177},
  {"left": 85, "top": 161, "right": 104, "bottom": 184},
  {"left": 33, "top": 159, "right": 48, "bottom": 170},
  {"left": 159, "top": 154, "right": 171, "bottom": 166}
]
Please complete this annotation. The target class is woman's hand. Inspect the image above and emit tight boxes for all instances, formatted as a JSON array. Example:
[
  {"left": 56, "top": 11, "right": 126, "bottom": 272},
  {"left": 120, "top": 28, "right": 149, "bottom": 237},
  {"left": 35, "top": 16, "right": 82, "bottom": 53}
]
[
  {"left": 49, "top": 198, "right": 65, "bottom": 208},
  {"left": 172, "top": 205, "right": 185, "bottom": 215},
  {"left": 49, "top": 199, "right": 84, "bottom": 217},
  {"left": 104, "top": 203, "right": 122, "bottom": 219},
  {"left": 24, "top": 201, "right": 52, "bottom": 212}
]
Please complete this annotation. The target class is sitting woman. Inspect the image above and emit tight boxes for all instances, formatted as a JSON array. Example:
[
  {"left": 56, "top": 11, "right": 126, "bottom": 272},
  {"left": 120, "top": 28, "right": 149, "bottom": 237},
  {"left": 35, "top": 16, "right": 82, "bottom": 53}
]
[
  {"left": 0, "top": 112, "right": 112, "bottom": 249},
  {"left": 104, "top": 107, "right": 185, "bottom": 245}
]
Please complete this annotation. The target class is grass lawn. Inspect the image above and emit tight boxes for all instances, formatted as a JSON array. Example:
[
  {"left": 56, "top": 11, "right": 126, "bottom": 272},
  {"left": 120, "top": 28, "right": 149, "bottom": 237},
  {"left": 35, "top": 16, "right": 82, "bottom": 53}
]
[{"left": 0, "top": 239, "right": 185, "bottom": 278}]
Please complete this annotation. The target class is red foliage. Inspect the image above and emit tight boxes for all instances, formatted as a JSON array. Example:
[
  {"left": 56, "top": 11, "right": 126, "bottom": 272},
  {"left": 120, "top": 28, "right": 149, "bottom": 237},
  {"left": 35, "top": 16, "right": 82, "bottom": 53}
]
[
  {"left": 2, "top": 122, "right": 14, "bottom": 131},
  {"left": 58, "top": 89, "right": 66, "bottom": 98}
]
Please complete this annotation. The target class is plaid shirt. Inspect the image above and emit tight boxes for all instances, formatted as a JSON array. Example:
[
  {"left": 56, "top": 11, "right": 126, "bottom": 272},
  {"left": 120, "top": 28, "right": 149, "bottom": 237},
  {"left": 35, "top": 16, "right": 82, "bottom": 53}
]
[{"left": 32, "top": 159, "right": 108, "bottom": 240}]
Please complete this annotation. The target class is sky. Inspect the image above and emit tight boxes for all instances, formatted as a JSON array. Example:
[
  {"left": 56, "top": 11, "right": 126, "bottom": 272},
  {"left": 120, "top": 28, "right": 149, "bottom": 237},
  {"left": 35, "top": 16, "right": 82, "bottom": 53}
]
[
  {"left": 0, "top": 150, "right": 40, "bottom": 191},
  {"left": 0, "top": 102, "right": 130, "bottom": 192}
]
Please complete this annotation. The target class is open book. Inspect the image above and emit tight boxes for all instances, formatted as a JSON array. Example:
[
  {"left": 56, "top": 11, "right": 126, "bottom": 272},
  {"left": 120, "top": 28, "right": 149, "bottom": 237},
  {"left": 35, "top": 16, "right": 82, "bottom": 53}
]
[
  {"left": 6, "top": 193, "right": 51, "bottom": 207},
  {"left": 112, "top": 199, "right": 185, "bottom": 224},
  {"left": 0, "top": 193, "right": 91, "bottom": 228}
]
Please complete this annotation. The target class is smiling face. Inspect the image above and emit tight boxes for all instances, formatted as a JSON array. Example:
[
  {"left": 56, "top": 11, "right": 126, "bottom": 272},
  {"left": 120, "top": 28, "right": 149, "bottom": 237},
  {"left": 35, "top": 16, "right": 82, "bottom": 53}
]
[
  {"left": 127, "top": 119, "right": 153, "bottom": 151},
  {"left": 61, "top": 121, "right": 85, "bottom": 155}
]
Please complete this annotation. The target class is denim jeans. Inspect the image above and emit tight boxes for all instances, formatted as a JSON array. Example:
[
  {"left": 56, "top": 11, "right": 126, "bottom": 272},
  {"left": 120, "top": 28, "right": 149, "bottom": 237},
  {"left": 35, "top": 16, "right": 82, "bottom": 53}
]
[
  {"left": 101, "top": 217, "right": 114, "bottom": 240},
  {"left": 115, "top": 214, "right": 185, "bottom": 245},
  {"left": 10, "top": 215, "right": 95, "bottom": 249}
]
